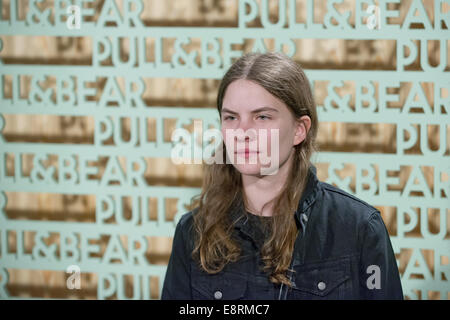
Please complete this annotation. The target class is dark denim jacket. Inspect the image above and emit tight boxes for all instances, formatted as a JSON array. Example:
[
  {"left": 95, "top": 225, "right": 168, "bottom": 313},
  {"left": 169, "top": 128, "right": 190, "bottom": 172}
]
[{"left": 161, "top": 165, "right": 404, "bottom": 300}]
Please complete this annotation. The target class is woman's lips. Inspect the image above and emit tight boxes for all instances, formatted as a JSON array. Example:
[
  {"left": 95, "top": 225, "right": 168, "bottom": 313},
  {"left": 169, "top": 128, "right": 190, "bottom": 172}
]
[
  {"left": 235, "top": 149, "right": 259, "bottom": 153},
  {"left": 235, "top": 150, "right": 259, "bottom": 159}
]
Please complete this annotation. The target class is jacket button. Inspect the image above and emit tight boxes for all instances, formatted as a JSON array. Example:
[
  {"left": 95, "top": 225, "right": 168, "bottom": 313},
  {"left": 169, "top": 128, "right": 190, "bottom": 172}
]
[
  {"left": 317, "top": 281, "right": 326, "bottom": 291},
  {"left": 214, "top": 290, "right": 223, "bottom": 300}
]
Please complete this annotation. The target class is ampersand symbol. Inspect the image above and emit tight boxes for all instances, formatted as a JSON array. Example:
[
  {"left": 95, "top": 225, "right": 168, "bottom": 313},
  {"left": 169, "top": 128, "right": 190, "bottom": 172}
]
[
  {"left": 26, "top": 0, "right": 51, "bottom": 27},
  {"left": 324, "top": 80, "right": 351, "bottom": 112},
  {"left": 32, "top": 231, "right": 58, "bottom": 262},
  {"left": 30, "top": 153, "right": 57, "bottom": 185},
  {"left": 29, "top": 75, "right": 53, "bottom": 105},
  {"left": 324, "top": 0, "right": 351, "bottom": 30},
  {"left": 172, "top": 37, "right": 200, "bottom": 69}
]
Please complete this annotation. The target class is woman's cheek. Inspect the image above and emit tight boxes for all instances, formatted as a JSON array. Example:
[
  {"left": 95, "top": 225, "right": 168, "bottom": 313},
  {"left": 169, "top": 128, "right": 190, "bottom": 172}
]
[
  {"left": 221, "top": 129, "right": 231, "bottom": 148},
  {"left": 266, "top": 127, "right": 282, "bottom": 156},
  {"left": 274, "top": 128, "right": 292, "bottom": 159}
]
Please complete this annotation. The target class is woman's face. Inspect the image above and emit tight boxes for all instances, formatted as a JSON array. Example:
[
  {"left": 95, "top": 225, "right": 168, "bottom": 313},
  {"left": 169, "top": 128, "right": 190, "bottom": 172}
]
[{"left": 220, "top": 79, "right": 309, "bottom": 177}]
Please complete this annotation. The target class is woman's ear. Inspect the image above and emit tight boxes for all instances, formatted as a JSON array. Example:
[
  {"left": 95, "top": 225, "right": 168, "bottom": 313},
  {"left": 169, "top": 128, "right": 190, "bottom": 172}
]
[{"left": 293, "top": 115, "right": 311, "bottom": 146}]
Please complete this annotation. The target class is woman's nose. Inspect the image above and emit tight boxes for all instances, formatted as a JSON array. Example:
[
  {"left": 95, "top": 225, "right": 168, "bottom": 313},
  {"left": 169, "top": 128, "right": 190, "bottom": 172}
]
[
  {"left": 237, "top": 117, "right": 255, "bottom": 133},
  {"left": 236, "top": 118, "right": 257, "bottom": 142}
]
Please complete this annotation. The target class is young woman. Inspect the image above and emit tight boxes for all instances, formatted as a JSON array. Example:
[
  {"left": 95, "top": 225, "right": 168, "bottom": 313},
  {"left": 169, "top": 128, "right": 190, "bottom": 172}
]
[{"left": 161, "top": 52, "right": 403, "bottom": 300}]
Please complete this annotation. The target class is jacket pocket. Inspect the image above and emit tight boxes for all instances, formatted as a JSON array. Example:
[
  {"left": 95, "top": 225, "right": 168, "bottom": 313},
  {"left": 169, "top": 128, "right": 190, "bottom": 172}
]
[
  {"left": 289, "top": 256, "right": 351, "bottom": 299},
  {"left": 190, "top": 267, "right": 248, "bottom": 300}
]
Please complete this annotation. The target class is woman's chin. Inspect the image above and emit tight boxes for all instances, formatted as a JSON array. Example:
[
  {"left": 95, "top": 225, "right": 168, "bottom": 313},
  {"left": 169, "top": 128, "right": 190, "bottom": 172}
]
[{"left": 232, "top": 163, "right": 265, "bottom": 176}]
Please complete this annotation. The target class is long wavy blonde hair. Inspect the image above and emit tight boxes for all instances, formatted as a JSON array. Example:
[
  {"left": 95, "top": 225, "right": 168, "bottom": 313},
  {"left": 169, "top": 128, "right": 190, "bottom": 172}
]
[{"left": 188, "top": 51, "right": 319, "bottom": 287}]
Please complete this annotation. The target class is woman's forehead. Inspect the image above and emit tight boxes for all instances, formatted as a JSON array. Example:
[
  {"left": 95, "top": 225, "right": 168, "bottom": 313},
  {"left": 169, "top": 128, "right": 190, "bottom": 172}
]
[{"left": 223, "top": 80, "right": 289, "bottom": 113}]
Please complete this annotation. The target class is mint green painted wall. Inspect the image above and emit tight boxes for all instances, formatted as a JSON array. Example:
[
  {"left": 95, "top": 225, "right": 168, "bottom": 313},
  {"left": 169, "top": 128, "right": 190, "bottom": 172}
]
[{"left": 0, "top": 0, "right": 448, "bottom": 300}]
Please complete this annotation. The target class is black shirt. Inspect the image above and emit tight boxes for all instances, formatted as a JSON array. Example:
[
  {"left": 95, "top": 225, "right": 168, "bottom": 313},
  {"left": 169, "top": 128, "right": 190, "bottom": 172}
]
[{"left": 244, "top": 210, "right": 273, "bottom": 248}]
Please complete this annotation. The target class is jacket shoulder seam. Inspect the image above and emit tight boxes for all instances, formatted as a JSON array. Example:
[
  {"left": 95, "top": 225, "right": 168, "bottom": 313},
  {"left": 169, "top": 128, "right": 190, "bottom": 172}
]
[
  {"left": 320, "top": 182, "right": 377, "bottom": 212},
  {"left": 368, "top": 210, "right": 380, "bottom": 221}
]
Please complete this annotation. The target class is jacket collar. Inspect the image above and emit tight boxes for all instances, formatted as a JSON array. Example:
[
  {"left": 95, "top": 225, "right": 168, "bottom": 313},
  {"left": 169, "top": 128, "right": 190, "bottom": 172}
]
[
  {"left": 294, "top": 163, "right": 320, "bottom": 223},
  {"left": 229, "top": 163, "right": 320, "bottom": 237}
]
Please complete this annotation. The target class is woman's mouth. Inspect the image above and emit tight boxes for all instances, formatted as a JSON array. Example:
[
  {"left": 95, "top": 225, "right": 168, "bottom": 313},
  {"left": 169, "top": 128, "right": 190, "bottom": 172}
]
[{"left": 235, "top": 149, "right": 259, "bottom": 159}]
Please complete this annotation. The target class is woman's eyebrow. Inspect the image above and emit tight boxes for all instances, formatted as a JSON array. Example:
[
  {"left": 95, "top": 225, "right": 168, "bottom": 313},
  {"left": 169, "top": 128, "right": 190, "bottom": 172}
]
[{"left": 222, "top": 106, "right": 279, "bottom": 114}]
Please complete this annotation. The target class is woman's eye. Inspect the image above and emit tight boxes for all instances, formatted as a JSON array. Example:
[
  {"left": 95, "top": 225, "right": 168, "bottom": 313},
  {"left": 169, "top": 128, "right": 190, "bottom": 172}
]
[{"left": 223, "top": 115, "right": 270, "bottom": 121}]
